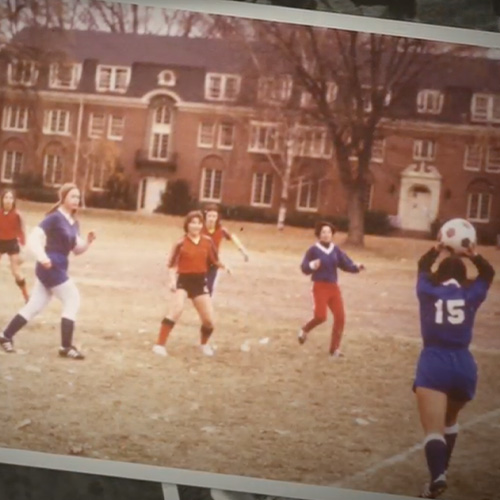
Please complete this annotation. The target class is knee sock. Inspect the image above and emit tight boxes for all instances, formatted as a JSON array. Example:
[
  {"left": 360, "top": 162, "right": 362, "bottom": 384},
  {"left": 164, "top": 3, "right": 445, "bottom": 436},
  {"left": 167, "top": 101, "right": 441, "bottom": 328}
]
[
  {"left": 61, "top": 318, "right": 75, "bottom": 348},
  {"left": 424, "top": 434, "right": 448, "bottom": 482},
  {"left": 444, "top": 424, "right": 459, "bottom": 470},
  {"left": 2, "top": 314, "right": 28, "bottom": 340},
  {"left": 157, "top": 318, "right": 175, "bottom": 346},
  {"left": 200, "top": 325, "right": 214, "bottom": 345}
]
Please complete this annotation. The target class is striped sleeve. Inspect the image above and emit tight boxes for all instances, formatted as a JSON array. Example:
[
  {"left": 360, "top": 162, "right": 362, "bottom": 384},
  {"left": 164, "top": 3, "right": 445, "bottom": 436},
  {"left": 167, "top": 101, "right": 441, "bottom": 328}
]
[{"left": 206, "top": 236, "right": 222, "bottom": 267}]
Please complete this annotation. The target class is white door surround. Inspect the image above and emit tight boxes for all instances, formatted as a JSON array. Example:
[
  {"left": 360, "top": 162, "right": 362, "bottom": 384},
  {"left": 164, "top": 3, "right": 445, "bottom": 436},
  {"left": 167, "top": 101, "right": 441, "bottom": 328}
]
[
  {"left": 398, "top": 162, "right": 442, "bottom": 232},
  {"left": 137, "top": 176, "right": 167, "bottom": 213}
]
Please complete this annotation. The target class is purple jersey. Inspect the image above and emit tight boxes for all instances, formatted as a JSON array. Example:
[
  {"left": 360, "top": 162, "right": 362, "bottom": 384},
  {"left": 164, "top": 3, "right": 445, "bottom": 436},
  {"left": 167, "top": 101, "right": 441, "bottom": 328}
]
[
  {"left": 35, "top": 210, "right": 80, "bottom": 288},
  {"left": 301, "top": 242, "right": 360, "bottom": 283},
  {"left": 416, "top": 248, "right": 494, "bottom": 350}
]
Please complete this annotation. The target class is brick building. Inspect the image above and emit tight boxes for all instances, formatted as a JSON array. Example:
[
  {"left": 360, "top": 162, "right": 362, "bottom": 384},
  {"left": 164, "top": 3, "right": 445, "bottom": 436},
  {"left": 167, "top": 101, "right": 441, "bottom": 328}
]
[{"left": 0, "top": 28, "right": 499, "bottom": 241}]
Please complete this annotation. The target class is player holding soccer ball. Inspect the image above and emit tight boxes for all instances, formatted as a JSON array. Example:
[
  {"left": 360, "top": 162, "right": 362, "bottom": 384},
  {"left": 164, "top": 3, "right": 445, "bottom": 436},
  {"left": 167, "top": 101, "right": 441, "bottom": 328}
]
[{"left": 413, "top": 221, "right": 495, "bottom": 498}]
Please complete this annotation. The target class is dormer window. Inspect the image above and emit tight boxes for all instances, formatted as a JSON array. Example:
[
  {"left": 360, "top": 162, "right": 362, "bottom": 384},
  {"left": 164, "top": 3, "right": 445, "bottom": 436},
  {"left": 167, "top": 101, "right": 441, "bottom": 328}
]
[
  {"left": 158, "top": 70, "right": 176, "bottom": 86},
  {"left": 96, "top": 65, "right": 131, "bottom": 93},
  {"left": 471, "top": 93, "right": 500, "bottom": 123},
  {"left": 417, "top": 90, "right": 444, "bottom": 114},
  {"left": 205, "top": 73, "right": 241, "bottom": 101},
  {"left": 8, "top": 60, "right": 38, "bottom": 86},
  {"left": 258, "top": 75, "right": 293, "bottom": 104},
  {"left": 49, "top": 63, "right": 82, "bottom": 90}
]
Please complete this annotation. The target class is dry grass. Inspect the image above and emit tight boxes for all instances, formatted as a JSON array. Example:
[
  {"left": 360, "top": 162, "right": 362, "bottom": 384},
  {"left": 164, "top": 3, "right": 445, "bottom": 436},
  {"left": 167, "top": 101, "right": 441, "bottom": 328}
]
[{"left": 1, "top": 201, "right": 499, "bottom": 499}]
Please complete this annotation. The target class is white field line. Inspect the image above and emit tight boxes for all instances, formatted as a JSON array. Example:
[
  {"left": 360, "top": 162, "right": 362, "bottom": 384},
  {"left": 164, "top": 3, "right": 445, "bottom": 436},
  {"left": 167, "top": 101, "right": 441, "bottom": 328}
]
[{"left": 333, "top": 408, "right": 500, "bottom": 488}]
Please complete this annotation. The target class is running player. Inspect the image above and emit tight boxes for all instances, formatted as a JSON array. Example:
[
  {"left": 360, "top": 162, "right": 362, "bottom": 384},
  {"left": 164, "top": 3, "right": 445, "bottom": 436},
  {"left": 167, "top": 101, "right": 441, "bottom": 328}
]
[
  {"left": 413, "top": 242, "right": 495, "bottom": 498},
  {"left": 0, "top": 189, "right": 29, "bottom": 302},
  {"left": 153, "top": 210, "right": 229, "bottom": 358},
  {"left": 0, "top": 183, "right": 96, "bottom": 360},
  {"left": 298, "top": 221, "right": 365, "bottom": 357},
  {"left": 202, "top": 203, "right": 249, "bottom": 296}
]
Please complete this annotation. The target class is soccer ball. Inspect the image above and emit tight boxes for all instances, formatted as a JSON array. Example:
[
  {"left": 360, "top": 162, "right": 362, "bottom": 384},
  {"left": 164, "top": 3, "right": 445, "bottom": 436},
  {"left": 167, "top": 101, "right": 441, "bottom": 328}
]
[{"left": 437, "top": 218, "right": 477, "bottom": 254}]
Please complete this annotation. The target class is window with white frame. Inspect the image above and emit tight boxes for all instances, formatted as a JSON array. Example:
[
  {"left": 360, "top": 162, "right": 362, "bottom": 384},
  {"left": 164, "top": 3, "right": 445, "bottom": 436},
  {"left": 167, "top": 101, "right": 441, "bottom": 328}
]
[
  {"left": 471, "top": 94, "right": 500, "bottom": 123},
  {"left": 1, "top": 150, "right": 23, "bottom": 183},
  {"left": 251, "top": 172, "right": 273, "bottom": 207},
  {"left": 417, "top": 90, "right": 444, "bottom": 114},
  {"left": 296, "top": 127, "right": 331, "bottom": 158},
  {"left": 218, "top": 123, "right": 235, "bottom": 150},
  {"left": 258, "top": 75, "right": 293, "bottom": 103},
  {"left": 148, "top": 101, "right": 172, "bottom": 161},
  {"left": 43, "top": 153, "right": 64, "bottom": 186},
  {"left": 108, "top": 115, "right": 125, "bottom": 140},
  {"left": 413, "top": 139, "right": 436, "bottom": 161},
  {"left": 359, "top": 86, "right": 391, "bottom": 112},
  {"left": 49, "top": 63, "right": 81, "bottom": 90},
  {"left": 44, "top": 109, "right": 70, "bottom": 135},
  {"left": 200, "top": 168, "right": 223, "bottom": 202},
  {"left": 91, "top": 161, "right": 111, "bottom": 191},
  {"left": 8, "top": 60, "right": 38, "bottom": 86},
  {"left": 300, "top": 81, "right": 338, "bottom": 108},
  {"left": 297, "top": 178, "right": 319, "bottom": 212},
  {"left": 371, "top": 138, "right": 385, "bottom": 162},
  {"left": 463, "top": 144, "right": 482, "bottom": 171},
  {"left": 467, "top": 192, "right": 491, "bottom": 222},
  {"left": 205, "top": 73, "right": 241, "bottom": 101},
  {"left": 2, "top": 105, "right": 28, "bottom": 131},
  {"left": 158, "top": 70, "right": 176, "bottom": 86},
  {"left": 486, "top": 145, "right": 500, "bottom": 173},
  {"left": 198, "top": 122, "right": 216, "bottom": 148},
  {"left": 88, "top": 112, "right": 106, "bottom": 138},
  {"left": 248, "top": 122, "right": 281, "bottom": 153},
  {"left": 96, "top": 66, "right": 131, "bottom": 93}
]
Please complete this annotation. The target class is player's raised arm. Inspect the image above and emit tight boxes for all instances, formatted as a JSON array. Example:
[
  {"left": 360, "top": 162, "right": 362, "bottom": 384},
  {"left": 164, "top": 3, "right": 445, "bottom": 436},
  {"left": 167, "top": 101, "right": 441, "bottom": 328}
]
[
  {"left": 468, "top": 249, "right": 495, "bottom": 287},
  {"left": 228, "top": 229, "right": 249, "bottom": 262},
  {"left": 417, "top": 244, "right": 441, "bottom": 274}
]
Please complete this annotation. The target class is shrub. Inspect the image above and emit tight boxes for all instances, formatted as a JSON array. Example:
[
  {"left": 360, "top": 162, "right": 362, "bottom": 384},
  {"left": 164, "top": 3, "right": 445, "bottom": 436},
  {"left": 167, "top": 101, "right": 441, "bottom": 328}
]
[
  {"left": 12, "top": 172, "right": 58, "bottom": 204},
  {"left": 156, "top": 179, "right": 197, "bottom": 216}
]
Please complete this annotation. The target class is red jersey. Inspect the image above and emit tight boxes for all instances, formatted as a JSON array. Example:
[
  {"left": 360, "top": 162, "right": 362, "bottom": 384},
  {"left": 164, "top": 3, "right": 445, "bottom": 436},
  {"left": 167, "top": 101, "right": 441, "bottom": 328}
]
[
  {"left": 202, "top": 226, "right": 231, "bottom": 251},
  {"left": 167, "top": 235, "right": 220, "bottom": 274},
  {"left": 0, "top": 210, "right": 25, "bottom": 244}
]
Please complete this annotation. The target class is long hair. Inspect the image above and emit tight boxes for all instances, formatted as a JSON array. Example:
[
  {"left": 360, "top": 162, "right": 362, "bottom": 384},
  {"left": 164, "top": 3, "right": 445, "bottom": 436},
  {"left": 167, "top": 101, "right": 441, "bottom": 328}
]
[
  {"left": 183, "top": 210, "right": 204, "bottom": 234},
  {"left": 0, "top": 189, "right": 16, "bottom": 211},
  {"left": 203, "top": 203, "right": 221, "bottom": 229},
  {"left": 432, "top": 256, "right": 467, "bottom": 286},
  {"left": 46, "top": 183, "right": 79, "bottom": 216}
]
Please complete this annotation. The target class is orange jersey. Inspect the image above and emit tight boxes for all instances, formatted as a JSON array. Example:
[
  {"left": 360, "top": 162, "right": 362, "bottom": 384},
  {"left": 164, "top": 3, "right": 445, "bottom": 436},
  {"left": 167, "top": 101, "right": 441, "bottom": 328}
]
[
  {"left": 202, "top": 226, "right": 231, "bottom": 251},
  {"left": 167, "top": 235, "right": 220, "bottom": 274},
  {"left": 0, "top": 210, "right": 25, "bottom": 244}
]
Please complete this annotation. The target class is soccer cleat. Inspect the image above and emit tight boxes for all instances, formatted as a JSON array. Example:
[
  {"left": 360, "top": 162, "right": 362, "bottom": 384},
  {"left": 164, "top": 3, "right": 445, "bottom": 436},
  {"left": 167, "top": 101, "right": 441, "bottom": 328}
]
[
  {"left": 152, "top": 344, "right": 168, "bottom": 357},
  {"left": 298, "top": 329, "right": 307, "bottom": 345},
  {"left": 58, "top": 346, "right": 85, "bottom": 360},
  {"left": 201, "top": 344, "right": 215, "bottom": 357},
  {"left": 419, "top": 475, "right": 447, "bottom": 499},
  {"left": 330, "top": 349, "right": 345, "bottom": 358},
  {"left": 0, "top": 336, "right": 15, "bottom": 353}
]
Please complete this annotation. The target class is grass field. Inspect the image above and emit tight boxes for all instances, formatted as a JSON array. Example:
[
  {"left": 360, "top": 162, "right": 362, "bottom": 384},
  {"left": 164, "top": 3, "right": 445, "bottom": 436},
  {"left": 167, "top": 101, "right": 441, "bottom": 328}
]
[{"left": 1, "top": 202, "right": 500, "bottom": 500}]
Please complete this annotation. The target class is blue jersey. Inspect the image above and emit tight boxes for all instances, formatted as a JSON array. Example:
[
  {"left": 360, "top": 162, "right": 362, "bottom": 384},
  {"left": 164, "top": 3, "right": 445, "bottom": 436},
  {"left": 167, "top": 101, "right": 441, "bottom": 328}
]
[
  {"left": 35, "top": 210, "right": 80, "bottom": 288},
  {"left": 416, "top": 248, "right": 494, "bottom": 350},
  {"left": 301, "top": 242, "right": 359, "bottom": 283}
]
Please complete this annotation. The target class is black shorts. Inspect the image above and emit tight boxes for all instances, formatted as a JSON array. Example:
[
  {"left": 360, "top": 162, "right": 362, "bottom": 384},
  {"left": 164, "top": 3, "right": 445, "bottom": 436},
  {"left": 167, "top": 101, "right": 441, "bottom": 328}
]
[
  {"left": 0, "top": 239, "right": 20, "bottom": 256},
  {"left": 177, "top": 273, "right": 209, "bottom": 299}
]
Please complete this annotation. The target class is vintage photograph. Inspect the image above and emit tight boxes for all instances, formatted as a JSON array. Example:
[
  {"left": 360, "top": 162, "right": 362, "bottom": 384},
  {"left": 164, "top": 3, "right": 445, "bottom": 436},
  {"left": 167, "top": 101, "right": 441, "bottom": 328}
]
[
  {"left": 0, "top": 1, "right": 499, "bottom": 499},
  {"left": 225, "top": 0, "right": 500, "bottom": 33}
]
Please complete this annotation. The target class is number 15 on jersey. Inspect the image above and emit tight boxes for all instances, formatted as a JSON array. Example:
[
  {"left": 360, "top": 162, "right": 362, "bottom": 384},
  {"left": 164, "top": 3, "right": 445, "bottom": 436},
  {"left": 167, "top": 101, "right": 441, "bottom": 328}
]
[{"left": 434, "top": 299, "right": 466, "bottom": 325}]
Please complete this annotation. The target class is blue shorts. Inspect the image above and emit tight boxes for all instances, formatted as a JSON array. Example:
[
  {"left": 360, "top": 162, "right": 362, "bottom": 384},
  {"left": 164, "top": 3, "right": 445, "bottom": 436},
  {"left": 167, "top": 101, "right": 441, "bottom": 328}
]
[{"left": 413, "top": 347, "right": 478, "bottom": 402}]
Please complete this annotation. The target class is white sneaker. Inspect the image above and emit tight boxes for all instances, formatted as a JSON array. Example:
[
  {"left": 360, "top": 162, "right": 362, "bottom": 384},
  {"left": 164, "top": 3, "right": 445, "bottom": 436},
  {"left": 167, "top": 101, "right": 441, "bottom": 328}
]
[
  {"left": 330, "top": 349, "right": 345, "bottom": 359},
  {"left": 201, "top": 344, "right": 215, "bottom": 357},
  {"left": 152, "top": 344, "right": 168, "bottom": 357},
  {"left": 297, "top": 329, "right": 307, "bottom": 345}
]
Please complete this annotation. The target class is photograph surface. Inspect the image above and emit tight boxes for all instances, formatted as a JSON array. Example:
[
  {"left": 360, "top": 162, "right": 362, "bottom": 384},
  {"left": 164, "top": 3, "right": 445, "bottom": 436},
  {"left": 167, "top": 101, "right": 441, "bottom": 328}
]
[
  {"left": 225, "top": 0, "right": 500, "bottom": 33},
  {"left": 1, "top": 1, "right": 499, "bottom": 499}
]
